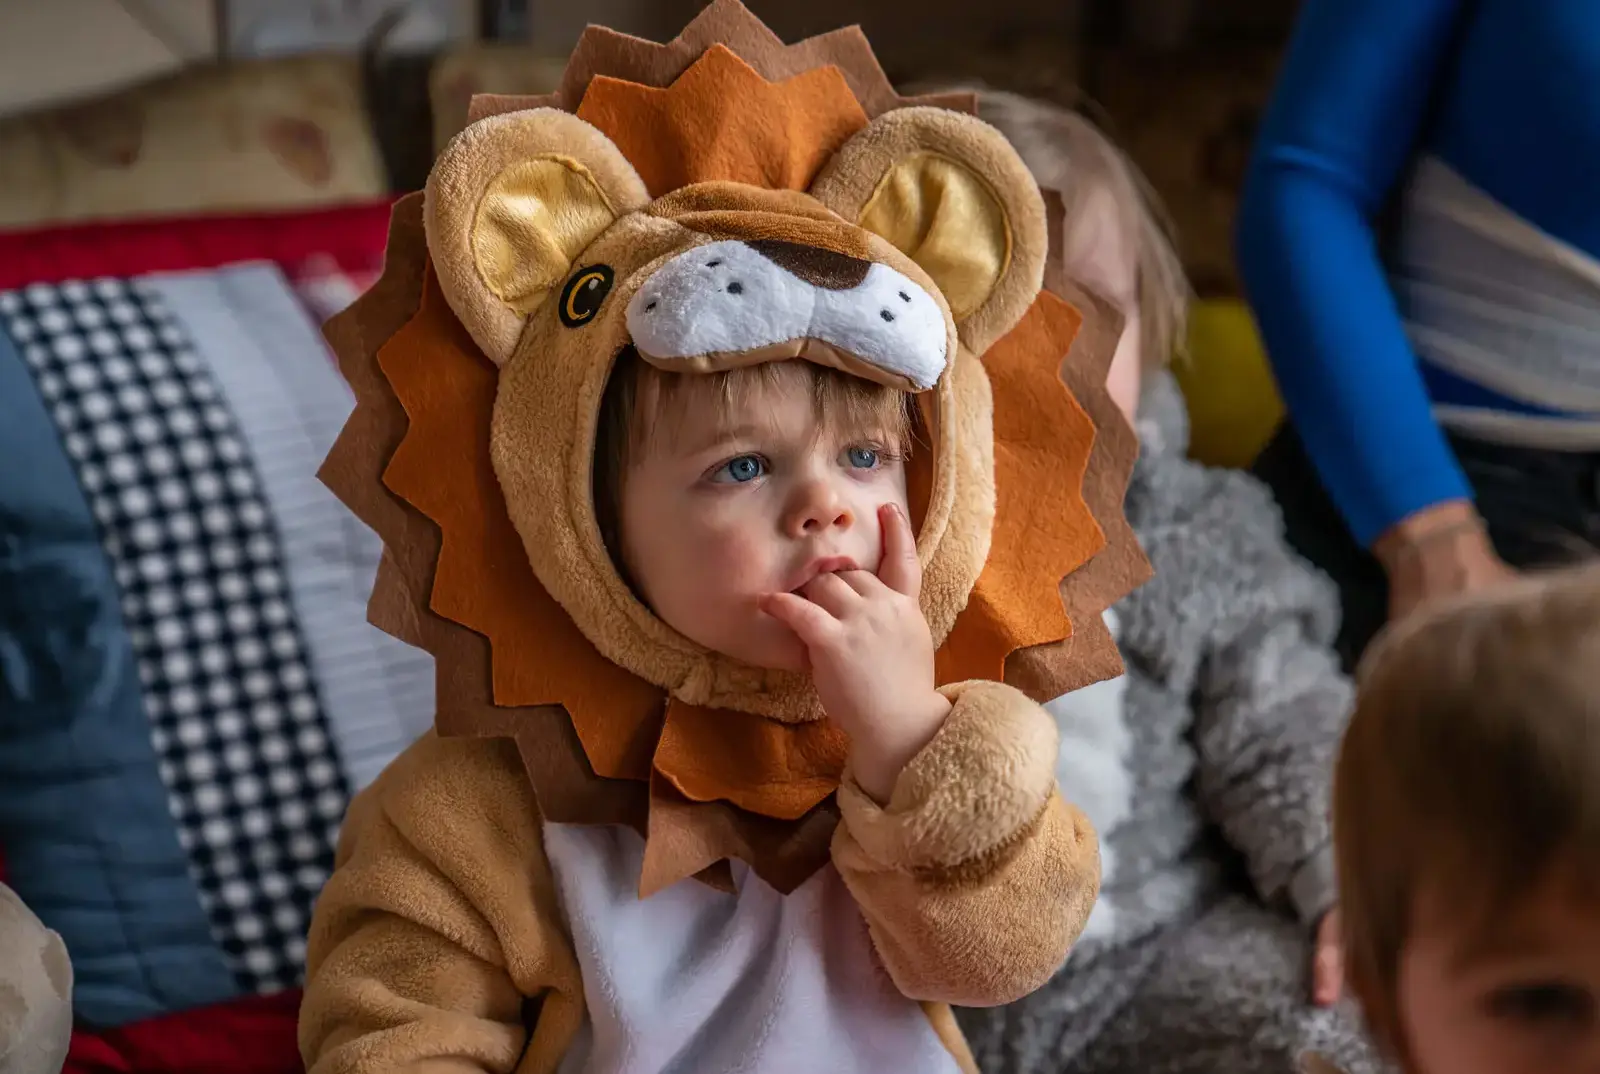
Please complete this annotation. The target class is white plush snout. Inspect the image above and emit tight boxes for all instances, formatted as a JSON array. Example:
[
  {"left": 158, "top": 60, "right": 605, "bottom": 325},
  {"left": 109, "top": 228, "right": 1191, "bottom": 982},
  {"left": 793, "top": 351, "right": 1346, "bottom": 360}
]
[{"left": 625, "top": 239, "right": 948, "bottom": 390}]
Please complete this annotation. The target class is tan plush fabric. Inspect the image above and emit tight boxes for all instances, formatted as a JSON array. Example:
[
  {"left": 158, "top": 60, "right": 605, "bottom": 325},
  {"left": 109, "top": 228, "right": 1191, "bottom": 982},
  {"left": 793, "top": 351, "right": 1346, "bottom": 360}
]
[
  {"left": 811, "top": 106, "right": 1049, "bottom": 358},
  {"left": 834, "top": 679, "right": 1097, "bottom": 1006},
  {"left": 424, "top": 108, "right": 651, "bottom": 367},
  {"left": 299, "top": 735, "right": 584, "bottom": 1074},
  {"left": 300, "top": 689, "right": 1087, "bottom": 1071},
  {"left": 916, "top": 345, "right": 997, "bottom": 657},
  {"left": 838, "top": 681, "right": 1060, "bottom": 872}
]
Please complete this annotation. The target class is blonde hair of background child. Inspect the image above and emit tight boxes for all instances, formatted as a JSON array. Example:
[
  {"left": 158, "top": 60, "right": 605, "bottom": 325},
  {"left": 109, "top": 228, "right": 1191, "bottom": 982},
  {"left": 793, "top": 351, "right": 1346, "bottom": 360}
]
[
  {"left": 907, "top": 82, "right": 1191, "bottom": 370},
  {"left": 1334, "top": 563, "right": 1600, "bottom": 1058}
]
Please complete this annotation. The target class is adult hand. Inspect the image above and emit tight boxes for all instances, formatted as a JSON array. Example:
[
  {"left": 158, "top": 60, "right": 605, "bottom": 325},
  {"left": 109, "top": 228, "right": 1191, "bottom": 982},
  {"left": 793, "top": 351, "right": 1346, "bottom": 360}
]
[{"left": 1373, "top": 500, "right": 1517, "bottom": 622}]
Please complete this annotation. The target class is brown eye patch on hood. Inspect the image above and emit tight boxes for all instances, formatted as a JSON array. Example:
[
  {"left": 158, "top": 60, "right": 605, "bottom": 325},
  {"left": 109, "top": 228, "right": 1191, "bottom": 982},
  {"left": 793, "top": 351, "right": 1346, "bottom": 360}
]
[{"left": 744, "top": 239, "right": 871, "bottom": 290}]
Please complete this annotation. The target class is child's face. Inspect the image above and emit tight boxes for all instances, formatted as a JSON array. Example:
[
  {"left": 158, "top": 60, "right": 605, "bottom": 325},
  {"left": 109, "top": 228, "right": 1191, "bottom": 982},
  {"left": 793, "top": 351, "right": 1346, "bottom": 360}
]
[
  {"left": 1398, "top": 871, "right": 1600, "bottom": 1074},
  {"left": 617, "top": 370, "right": 910, "bottom": 673},
  {"left": 1061, "top": 182, "right": 1143, "bottom": 426}
]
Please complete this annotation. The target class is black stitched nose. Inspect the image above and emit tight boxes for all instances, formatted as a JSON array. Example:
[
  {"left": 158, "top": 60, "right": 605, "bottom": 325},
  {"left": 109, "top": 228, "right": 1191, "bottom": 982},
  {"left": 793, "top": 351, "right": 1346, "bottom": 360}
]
[{"left": 743, "top": 239, "right": 872, "bottom": 290}]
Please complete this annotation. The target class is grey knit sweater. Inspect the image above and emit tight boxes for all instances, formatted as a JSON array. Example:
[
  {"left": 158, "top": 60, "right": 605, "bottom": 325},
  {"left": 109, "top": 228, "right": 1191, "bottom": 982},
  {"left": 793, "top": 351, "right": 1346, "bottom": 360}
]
[{"left": 959, "top": 373, "right": 1369, "bottom": 1073}]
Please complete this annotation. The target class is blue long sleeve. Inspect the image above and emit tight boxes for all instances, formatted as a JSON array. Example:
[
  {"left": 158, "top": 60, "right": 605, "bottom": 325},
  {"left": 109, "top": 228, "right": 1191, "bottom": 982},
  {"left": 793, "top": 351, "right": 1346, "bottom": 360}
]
[{"left": 1236, "top": 0, "right": 1473, "bottom": 547}]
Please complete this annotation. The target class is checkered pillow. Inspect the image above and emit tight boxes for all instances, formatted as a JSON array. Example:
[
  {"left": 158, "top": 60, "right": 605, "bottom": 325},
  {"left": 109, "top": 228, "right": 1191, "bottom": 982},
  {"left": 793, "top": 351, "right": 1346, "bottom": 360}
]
[
  {"left": 3, "top": 278, "right": 348, "bottom": 990},
  {"left": 0, "top": 261, "right": 432, "bottom": 1026}
]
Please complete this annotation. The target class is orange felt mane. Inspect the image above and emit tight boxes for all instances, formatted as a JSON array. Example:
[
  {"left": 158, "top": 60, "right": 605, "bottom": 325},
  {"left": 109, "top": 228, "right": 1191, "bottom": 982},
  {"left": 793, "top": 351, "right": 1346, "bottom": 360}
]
[{"left": 320, "top": 0, "right": 1148, "bottom": 896}]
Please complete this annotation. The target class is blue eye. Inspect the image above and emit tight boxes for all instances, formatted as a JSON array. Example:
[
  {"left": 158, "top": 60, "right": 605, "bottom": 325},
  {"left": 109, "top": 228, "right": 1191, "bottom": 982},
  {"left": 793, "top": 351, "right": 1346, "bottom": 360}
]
[
  {"left": 713, "top": 454, "right": 766, "bottom": 484},
  {"left": 846, "top": 446, "right": 880, "bottom": 470}
]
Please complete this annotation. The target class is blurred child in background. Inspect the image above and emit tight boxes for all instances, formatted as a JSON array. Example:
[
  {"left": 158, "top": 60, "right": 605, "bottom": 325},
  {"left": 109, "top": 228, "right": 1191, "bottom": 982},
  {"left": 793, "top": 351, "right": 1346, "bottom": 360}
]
[
  {"left": 1324, "top": 564, "right": 1600, "bottom": 1074},
  {"left": 906, "top": 84, "right": 1381, "bottom": 1074}
]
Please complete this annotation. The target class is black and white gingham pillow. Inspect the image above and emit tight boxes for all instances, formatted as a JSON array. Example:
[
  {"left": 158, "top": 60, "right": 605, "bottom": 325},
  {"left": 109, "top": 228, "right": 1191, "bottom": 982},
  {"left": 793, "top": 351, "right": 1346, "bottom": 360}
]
[{"left": 0, "top": 278, "right": 350, "bottom": 993}]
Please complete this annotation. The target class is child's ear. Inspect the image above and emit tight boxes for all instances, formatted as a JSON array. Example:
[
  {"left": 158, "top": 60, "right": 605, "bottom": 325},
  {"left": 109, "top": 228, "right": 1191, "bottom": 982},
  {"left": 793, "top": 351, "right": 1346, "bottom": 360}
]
[
  {"left": 809, "top": 106, "right": 1048, "bottom": 357},
  {"left": 424, "top": 108, "right": 650, "bottom": 366}
]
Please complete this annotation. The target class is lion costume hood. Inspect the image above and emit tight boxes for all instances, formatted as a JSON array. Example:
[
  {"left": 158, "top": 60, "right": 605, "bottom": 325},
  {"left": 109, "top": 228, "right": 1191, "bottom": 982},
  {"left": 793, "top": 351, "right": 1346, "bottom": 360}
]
[{"left": 318, "top": 0, "right": 1147, "bottom": 901}]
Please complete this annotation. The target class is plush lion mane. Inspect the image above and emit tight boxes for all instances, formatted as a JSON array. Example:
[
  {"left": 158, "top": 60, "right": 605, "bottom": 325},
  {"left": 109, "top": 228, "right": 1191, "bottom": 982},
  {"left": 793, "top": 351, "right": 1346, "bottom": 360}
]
[{"left": 318, "top": 0, "right": 1149, "bottom": 896}]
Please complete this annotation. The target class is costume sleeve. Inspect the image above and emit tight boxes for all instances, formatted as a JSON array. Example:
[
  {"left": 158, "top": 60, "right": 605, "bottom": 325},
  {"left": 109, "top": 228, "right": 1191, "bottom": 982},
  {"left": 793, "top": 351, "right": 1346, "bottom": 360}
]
[
  {"left": 831, "top": 679, "right": 1099, "bottom": 1008},
  {"left": 298, "top": 734, "right": 584, "bottom": 1074},
  {"left": 1235, "top": 0, "right": 1473, "bottom": 546},
  {"left": 1187, "top": 475, "right": 1353, "bottom": 926}
]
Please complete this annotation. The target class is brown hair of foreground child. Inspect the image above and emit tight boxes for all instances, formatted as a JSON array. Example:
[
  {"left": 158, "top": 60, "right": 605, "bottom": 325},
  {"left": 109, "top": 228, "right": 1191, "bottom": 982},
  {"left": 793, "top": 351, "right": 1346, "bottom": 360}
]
[
  {"left": 593, "top": 346, "right": 912, "bottom": 569},
  {"left": 1332, "top": 563, "right": 1600, "bottom": 1074}
]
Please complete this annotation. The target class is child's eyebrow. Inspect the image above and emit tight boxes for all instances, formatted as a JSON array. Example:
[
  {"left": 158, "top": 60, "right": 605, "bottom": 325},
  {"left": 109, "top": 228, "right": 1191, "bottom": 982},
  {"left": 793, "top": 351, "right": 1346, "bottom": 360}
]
[{"left": 680, "top": 421, "right": 767, "bottom": 457}]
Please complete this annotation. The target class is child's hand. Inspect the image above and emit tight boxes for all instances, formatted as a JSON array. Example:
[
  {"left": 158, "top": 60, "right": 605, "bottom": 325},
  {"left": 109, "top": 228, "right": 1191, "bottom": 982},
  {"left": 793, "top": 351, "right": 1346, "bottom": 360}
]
[
  {"left": 761, "top": 503, "right": 952, "bottom": 803},
  {"left": 1311, "top": 907, "right": 1344, "bottom": 1007}
]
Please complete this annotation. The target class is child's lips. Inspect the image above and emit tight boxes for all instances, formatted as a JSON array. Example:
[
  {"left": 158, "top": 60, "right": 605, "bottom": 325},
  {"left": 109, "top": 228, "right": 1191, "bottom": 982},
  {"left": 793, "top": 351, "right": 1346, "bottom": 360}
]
[{"left": 788, "top": 555, "right": 859, "bottom": 593}]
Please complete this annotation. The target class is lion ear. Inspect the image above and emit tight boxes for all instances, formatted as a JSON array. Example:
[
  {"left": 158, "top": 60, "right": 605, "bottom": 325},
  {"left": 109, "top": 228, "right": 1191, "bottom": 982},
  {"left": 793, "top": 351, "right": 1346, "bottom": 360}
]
[
  {"left": 424, "top": 108, "right": 649, "bottom": 366},
  {"left": 810, "top": 107, "right": 1047, "bottom": 356}
]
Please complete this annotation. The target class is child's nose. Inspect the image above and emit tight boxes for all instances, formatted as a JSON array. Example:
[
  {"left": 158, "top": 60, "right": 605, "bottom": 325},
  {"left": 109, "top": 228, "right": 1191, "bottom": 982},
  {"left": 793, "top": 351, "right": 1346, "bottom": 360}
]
[{"left": 786, "top": 478, "right": 853, "bottom": 537}]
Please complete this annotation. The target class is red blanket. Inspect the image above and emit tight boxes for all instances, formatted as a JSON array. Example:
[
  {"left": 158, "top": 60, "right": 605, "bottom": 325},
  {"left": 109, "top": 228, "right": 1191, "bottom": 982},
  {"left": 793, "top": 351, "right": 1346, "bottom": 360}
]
[{"left": 66, "top": 991, "right": 305, "bottom": 1074}]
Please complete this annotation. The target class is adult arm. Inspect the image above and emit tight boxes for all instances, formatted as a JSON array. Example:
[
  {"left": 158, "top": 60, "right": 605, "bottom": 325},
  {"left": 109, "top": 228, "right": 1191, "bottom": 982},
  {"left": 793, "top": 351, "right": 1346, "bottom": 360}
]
[{"left": 1236, "top": 0, "right": 1474, "bottom": 548}]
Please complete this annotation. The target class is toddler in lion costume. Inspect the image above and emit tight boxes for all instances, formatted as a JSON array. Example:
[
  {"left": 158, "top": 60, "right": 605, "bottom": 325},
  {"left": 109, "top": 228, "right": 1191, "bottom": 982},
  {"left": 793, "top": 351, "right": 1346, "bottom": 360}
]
[{"left": 298, "top": 5, "right": 1148, "bottom": 1071}]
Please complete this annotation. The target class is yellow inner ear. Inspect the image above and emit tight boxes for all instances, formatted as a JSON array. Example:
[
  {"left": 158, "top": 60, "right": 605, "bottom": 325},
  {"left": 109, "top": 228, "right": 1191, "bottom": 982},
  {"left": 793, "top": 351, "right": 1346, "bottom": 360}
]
[
  {"left": 472, "top": 155, "right": 619, "bottom": 316},
  {"left": 858, "top": 151, "right": 1012, "bottom": 323}
]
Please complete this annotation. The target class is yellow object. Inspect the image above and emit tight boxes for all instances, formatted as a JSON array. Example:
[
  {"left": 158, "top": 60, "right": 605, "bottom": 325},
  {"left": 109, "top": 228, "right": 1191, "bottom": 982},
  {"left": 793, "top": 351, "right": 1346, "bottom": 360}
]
[
  {"left": 1173, "top": 298, "right": 1285, "bottom": 469},
  {"left": 858, "top": 151, "right": 1011, "bottom": 323},
  {"left": 473, "top": 155, "right": 618, "bottom": 317}
]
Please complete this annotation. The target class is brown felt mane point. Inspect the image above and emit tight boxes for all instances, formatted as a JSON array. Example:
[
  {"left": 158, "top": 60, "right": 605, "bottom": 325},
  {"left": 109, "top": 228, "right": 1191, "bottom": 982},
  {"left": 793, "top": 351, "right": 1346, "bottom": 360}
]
[{"left": 318, "top": 0, "right": 1150, "bottom": 897}]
